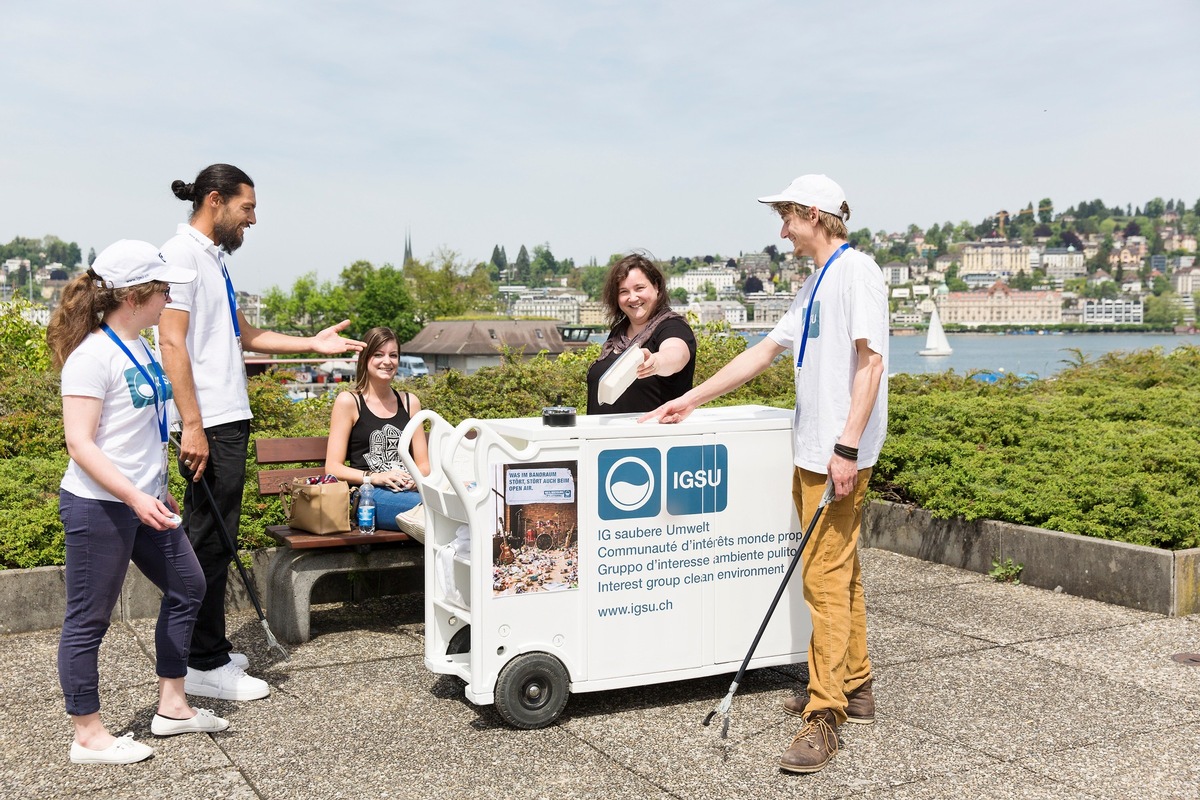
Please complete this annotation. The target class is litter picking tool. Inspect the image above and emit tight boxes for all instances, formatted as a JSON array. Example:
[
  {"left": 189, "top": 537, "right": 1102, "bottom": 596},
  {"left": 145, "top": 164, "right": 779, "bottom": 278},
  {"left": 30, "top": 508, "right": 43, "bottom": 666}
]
[
  {"left": 169, "top": 434, "right": 290, "bottom": 662},
  {"left": 703, "top": 481, "right": 836, "bottom": 739}
]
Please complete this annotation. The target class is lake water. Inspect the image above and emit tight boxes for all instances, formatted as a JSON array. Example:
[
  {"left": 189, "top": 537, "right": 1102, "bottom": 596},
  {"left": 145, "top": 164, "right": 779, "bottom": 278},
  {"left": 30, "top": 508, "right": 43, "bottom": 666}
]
[{"left": 738, "top": 331, "right": 1200, "bottom": 378}]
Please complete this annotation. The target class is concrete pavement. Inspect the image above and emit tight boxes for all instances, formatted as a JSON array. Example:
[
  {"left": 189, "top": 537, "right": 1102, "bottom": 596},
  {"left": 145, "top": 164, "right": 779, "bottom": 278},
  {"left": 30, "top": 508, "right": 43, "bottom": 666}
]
[{"left": 2, "top": 549, "right": 1198, "bottom": 800}]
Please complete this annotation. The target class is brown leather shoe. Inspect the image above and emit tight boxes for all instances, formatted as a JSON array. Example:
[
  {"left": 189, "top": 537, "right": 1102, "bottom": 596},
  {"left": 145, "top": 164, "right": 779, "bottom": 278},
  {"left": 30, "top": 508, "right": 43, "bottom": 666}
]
[
  {"left": 779, "top": 709, "right": 840, "bottom": 774},
  {"left": 782, "top": 678, "right": 875, "bottom": 724}
]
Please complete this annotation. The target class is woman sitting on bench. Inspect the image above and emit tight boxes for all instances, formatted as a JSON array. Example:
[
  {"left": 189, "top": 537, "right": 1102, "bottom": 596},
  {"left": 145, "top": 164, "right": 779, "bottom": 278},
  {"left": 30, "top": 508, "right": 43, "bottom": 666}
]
[{"left": 325, "top": 326, "right": 430, "bottom": 530}]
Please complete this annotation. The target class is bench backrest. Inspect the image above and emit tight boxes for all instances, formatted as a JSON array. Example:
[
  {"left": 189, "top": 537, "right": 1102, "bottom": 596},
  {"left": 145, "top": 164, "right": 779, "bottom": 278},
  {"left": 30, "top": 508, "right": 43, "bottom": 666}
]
[{"left": 255, "top": 436, "right": 330, "bottom": 497}]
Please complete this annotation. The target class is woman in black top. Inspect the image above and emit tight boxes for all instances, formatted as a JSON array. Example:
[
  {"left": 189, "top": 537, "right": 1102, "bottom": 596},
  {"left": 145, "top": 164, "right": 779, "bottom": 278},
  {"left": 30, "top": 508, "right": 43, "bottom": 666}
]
[
  {"left": 586, "top": 253, "right": 696, "bottom": 414},
  {"left": 325, "top": 327, "right": 430, "bottom": 528}
]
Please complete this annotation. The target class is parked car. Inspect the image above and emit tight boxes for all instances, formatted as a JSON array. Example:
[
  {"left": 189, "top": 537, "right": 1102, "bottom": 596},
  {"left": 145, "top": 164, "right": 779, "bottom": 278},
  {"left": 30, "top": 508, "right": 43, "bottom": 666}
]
[{"left": 396, "top": 355, "right": 429, "bottom": 377}]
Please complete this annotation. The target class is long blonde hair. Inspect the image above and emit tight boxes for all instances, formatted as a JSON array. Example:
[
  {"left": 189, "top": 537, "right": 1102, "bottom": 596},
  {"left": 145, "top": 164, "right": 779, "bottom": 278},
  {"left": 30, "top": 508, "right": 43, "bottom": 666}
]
[{"left": 46, "top": 270, "right": 166, "bottom": 369}]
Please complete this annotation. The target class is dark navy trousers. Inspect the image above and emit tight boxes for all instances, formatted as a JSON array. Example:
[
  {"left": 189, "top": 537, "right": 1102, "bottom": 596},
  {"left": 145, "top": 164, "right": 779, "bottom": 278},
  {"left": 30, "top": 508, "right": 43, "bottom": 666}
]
[{"left": 57, "top": 490, "right": 204, "bottom": 717}]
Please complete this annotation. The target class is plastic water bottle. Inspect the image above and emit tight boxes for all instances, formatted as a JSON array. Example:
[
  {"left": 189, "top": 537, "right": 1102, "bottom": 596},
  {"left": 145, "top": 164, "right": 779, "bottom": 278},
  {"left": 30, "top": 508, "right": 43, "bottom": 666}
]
[{"left": 358, "top": 480, "right": 376, "bottom": 535}]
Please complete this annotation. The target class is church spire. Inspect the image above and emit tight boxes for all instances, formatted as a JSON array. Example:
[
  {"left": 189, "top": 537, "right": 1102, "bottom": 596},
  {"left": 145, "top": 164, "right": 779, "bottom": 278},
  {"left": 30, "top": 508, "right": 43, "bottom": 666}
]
[{"left": 403, "top": 229, "right": 413, "bottom": 266}]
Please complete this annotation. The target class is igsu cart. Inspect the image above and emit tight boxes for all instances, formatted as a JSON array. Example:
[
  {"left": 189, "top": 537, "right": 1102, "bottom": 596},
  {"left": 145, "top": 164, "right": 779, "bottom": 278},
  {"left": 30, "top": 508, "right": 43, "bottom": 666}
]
[{"left": 398, "top": 405, "right": 811, "bottom": 728}]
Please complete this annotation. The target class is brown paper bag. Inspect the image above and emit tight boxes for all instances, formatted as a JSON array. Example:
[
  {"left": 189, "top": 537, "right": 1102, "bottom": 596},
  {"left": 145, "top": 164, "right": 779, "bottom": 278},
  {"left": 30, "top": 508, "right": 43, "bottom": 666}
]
[{"left": 280, "top": 478, "right": 352, "bottom": 534}]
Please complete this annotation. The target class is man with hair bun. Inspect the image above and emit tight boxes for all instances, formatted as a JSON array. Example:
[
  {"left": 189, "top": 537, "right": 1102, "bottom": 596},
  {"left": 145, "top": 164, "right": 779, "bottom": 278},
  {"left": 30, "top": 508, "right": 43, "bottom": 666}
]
[
  {"left": 642, "top": 174, "right": 888, "bottom": 774},
  {"left": 158, "top": 163, "right": 364, "bottom": 701}
]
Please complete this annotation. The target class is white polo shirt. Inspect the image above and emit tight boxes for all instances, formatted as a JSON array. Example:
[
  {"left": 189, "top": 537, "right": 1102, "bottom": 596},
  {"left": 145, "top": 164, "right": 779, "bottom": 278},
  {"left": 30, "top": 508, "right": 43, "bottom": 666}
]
[
  {"left": 159, "top": 224, "right": 251, "bottom": 428},
  {"left": 767, "top": 247, "right": 889, "bottom": 473}
]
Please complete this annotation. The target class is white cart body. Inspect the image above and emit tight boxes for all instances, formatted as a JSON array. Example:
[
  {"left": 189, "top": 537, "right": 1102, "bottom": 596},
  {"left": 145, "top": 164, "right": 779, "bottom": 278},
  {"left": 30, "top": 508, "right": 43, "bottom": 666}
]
[{"left": 401, "top": 406, "right": 811, "bottom": 724}]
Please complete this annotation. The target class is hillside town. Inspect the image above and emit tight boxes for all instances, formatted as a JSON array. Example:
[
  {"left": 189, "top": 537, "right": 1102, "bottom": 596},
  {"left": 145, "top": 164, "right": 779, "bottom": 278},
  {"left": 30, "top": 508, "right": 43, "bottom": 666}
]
[{"left": 4, "top": 199, "right": 1199, "bottom": 342}]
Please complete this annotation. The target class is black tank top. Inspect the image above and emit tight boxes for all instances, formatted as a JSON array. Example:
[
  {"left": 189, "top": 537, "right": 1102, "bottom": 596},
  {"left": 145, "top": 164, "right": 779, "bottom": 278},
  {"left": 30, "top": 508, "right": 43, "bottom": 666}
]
[{"left": 347, "top": 390, "right": 411, "bottom": 472}]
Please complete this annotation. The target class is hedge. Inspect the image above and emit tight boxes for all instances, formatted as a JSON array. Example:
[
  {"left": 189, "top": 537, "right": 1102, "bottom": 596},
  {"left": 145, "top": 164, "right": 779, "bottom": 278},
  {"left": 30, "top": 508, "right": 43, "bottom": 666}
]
[{"left": 2, "top": 298, "right": 1198, "bottom": 568}]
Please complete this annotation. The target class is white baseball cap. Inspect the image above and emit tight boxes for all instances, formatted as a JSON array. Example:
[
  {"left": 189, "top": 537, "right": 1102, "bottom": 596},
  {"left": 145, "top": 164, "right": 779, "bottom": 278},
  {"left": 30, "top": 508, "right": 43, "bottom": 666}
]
[
  {"left": 92, "top": 240, "right": 196, "bottom": 289},
  {"left": 758, "top": 174, "right": 849, "bottom": 220}
]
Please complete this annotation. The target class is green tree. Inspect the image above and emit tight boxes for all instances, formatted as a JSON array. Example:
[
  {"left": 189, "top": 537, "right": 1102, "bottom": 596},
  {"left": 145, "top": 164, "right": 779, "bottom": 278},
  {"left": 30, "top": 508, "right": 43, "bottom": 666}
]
[
  {"left": 489, "top": 245, "right": 507, "bottom": 282},
  {"left": 1144, "top": 293, "right": 1181, "bottom": 326},
  {"left": 513, "top": 245, "right": 530, "bottom": 284},
  {"left": 260, "top": 272, "right": 349, "bottom": 336},
  {"left": 1088, "top": 236, "right": 1113, "bottom": 274},
  {"left": 356, "top": 264, "right": 420, "bottom": 341},
  {"left": 1038, "top": 198, "right": 1054, "bottom": 224},
  {"left": 404, "top": 248, "right": 495, "bottom": 322},
  {"left": 338, "top": 259, "right": 376, "bottom": 294},
  {"left": 529, "top": 243, "right": 558, "bottom": 287},
  {"left": 670, "top": 287, "right": 689, "bottom": 305},
  {"left": 703, "top": 281, "right": 717, "bottom": 301}
]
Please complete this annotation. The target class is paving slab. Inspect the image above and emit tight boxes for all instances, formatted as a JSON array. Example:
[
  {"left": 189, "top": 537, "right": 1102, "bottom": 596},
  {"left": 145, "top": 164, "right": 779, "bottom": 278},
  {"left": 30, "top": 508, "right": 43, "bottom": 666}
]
[
  {"left": 873, "top": 579, "right": 1157, "bottom": 646},
  {"left": 884, "top": 647, "right": 1189, "bottom": 761},
  {"left": 1014, "top": 721, "right": 1200, "bottom": 800},
  {"left": 860, "top": 761, "right": 1101, "bottom": 799},
  {"left": 3, "top": 550, "right": 1199, "bottom": 799}
]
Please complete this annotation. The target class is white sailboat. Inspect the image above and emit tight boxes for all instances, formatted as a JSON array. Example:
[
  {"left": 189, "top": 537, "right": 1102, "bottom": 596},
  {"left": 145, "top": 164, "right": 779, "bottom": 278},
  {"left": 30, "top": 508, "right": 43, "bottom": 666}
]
[{"left": 918, "top": 306, "right": 953, "bottom": 356}]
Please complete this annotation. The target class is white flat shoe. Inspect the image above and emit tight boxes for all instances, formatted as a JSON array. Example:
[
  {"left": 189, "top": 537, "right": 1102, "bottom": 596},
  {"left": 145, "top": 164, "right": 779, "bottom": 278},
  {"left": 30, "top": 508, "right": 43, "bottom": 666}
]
[
  {"left": 70, "top": 733, "right": 154, "bottom": 765},
  {"left": 151, "top": 707, "right": 230, "bottom": 737}
]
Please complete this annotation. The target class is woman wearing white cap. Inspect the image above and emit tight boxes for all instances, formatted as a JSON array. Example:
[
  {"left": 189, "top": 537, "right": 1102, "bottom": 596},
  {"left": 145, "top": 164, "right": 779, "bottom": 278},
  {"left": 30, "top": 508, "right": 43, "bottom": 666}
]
[{"left": 47, "top": 240, "right": 228, "bottom": 765}]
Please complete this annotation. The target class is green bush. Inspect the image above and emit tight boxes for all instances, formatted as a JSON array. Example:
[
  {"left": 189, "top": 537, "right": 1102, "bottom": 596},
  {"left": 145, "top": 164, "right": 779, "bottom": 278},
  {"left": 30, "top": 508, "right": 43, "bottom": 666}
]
[{"left": 4, "top": 333, "right": 1200, "bottom": 568}]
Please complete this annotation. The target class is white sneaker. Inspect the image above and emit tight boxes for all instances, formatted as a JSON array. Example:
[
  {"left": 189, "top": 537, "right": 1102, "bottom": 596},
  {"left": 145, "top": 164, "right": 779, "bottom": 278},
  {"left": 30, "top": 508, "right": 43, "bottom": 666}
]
[
  {"left": 228, "top": 652, "right": 250, "bottom": 670},
  {"left": 151, "top": 707, "right": 230, "bottom": 737},
  {"left": 185, "top": 662, "right": 270, "bottom": 701},
  {"left": 70, "top": 733, "right": 154, "bottom": 765}
]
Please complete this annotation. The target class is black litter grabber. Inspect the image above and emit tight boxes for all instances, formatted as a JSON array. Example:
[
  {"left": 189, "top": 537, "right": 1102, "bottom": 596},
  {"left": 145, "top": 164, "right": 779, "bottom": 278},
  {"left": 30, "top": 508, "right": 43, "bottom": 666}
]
[
  {"left": 169, "top": 434, "right": 290, "bottom": 662},
  {"left": 703, "top": 480, "right": 836, "bottom": 739}
]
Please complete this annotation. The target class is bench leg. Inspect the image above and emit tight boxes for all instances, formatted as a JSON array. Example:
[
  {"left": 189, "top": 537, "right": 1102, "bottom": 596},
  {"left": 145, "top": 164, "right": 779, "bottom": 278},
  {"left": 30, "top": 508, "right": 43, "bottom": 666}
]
[{"left": 266, "top": 547, "right": 424, "bottom": 645}]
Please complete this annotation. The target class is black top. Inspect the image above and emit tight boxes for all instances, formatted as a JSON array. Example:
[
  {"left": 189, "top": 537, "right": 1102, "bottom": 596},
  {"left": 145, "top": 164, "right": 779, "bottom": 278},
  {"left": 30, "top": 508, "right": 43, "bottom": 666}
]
[
  {"left": 347, "top": 390, "right": 412, "bottom": 472},
  {"left": 586, "top": 317, "right": 697, "bottom": 415}
]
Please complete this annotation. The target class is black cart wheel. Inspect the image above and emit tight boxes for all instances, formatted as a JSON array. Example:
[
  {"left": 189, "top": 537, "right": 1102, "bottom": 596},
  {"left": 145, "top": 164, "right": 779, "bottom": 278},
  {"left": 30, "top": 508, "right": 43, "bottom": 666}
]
[
  {"left": 494, "top": 652, "right": 570, "bottom": 729},
  {"left": 446, "top": 625, "right": 471, "bottom": 655}
]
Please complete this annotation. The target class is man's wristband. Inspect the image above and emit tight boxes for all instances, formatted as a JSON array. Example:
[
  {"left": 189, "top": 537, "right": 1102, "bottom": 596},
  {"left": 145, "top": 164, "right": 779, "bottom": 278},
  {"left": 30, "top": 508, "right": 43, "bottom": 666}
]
[{"left": 833, "top": 443, "right": 859, "bottom": 462}]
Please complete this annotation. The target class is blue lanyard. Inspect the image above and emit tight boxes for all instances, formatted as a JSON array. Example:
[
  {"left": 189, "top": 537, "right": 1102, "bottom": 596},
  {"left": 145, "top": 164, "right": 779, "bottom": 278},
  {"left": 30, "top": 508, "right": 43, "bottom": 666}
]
[
  {"left": 795, "top": 243, "right": 851, "bottom": 369},
  {"left": 100, "top": 324, "right": 169, "bottom": 445},
  {"left": 217, "top": 254, "right": 242, "bottom": 338}
]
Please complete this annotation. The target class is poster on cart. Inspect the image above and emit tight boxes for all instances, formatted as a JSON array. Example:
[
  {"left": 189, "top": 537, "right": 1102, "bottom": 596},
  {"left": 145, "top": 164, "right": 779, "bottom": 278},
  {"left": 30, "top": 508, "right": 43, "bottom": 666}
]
[{"left": 491, "top": 460, "right": 580, "bottom": 597}]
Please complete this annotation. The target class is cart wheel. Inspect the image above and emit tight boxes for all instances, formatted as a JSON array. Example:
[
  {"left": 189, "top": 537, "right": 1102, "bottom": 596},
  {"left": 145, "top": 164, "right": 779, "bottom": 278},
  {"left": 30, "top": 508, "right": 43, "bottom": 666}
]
[
  {"left": 447, "top": 625, "right": 471, "bottom": 655},
  {"left": 494, "top": 652, "right": 570, "bottom": 729}
]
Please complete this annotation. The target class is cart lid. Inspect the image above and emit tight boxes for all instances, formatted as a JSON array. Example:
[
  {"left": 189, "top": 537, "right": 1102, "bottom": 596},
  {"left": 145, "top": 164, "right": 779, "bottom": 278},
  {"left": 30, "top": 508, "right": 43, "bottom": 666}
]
[{"left": 475, "top": 404, "right": 793, "bottom": 441}]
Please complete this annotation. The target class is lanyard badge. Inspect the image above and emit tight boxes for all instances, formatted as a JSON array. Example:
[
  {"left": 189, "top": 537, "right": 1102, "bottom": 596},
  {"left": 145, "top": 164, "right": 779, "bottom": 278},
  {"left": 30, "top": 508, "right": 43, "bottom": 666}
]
[
  {"left": 101, "top": 324, "right": 172, "bottom": 501},
  {"left": 795, "top": 243, "right": 851, "bottom": 372}
]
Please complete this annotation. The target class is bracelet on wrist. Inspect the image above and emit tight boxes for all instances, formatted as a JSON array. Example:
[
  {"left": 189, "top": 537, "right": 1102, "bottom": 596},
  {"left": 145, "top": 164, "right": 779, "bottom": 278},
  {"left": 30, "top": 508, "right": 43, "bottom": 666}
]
[{"left": 833, "top": 443, "right": 859, "bottom": 461}]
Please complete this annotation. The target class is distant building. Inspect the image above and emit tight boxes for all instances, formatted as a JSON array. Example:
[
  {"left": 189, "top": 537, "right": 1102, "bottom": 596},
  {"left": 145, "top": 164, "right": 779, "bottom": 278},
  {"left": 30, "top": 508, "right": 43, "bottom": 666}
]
[
  {"left": 666, "top": 267, "right": 739, "bottom": 294},
  {"left": 1042, "top": 247, "right": 1086, "bottom": 283},
  {"left": 579, "top": 300, "right": 607, "bottom": 327},
  {"left": 685, "top": 301, "right": 746, "bottom": 326},
  {"left": 1081, "top": 298, "right": 1144, "bottom": 325},
  {"left": 750, "top": 296, "right": 794, "bottom": 325},
  {"left": 511, "top": 295, "right": 580, "bottom": 324},
  {"left": 882, "top": 261, "right": 910, "bottom": 285},
  {"left": 958, "top": 240, "right": 1031, "bottom": 281},
  {"left": 937, "top": 282, "right": 1062, "bottom": 327},
  {"left": 402, "top": 320, "right": 570, "bottom": 374},
  {"left": 738, "top": 252, "right": 772, "bottom": 271}
]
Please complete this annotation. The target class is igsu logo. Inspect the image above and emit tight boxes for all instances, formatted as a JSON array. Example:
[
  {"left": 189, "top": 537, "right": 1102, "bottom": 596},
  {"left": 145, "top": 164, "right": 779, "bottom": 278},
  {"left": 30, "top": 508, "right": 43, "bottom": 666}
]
[
  {"left": 597, "top": 448, "right": 661, "bottom": 520},
  {"left": 666, "top": 445, "right": 728, "bottom": 516}
]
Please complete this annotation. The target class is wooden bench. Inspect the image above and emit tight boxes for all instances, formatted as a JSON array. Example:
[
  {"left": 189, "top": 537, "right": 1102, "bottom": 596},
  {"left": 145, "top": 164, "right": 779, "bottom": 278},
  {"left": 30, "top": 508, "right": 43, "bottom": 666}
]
[{"left": 254, "top": 436, "right": 423, "bottom": 644}]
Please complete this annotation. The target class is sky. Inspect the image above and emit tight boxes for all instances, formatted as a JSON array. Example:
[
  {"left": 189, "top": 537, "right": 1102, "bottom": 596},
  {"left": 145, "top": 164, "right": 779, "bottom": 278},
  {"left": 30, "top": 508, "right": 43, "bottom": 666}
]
[{"left": 2, "top": 1, "right": 1198, "bottom": 294}]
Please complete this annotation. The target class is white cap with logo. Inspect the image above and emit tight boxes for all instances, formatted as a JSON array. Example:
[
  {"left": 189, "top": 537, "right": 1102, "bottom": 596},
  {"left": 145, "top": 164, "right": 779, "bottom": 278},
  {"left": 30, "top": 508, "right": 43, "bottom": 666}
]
[
  {"left": 758, "top": 174, "right": 849, "bottom": 220},
  {"left": 92, "top": 240, "right": 196, "bottom": 289}
]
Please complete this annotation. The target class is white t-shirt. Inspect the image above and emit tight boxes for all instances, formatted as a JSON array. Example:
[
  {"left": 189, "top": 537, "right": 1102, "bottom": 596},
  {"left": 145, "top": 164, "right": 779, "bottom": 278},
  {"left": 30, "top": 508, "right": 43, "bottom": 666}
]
[
  {"left": 768, "top": 247, "right": 889, "bottom": 473},
  {"left": 60, "top": 332, "right": 173, "bottom": 502},
  {"left": 159, "top": 224, "right": 251, "bottom": 428}
]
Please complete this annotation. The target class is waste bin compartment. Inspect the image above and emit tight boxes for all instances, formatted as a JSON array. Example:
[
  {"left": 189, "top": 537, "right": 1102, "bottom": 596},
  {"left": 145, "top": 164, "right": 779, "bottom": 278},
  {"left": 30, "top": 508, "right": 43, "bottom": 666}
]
[{"left": 402, "top": 405, "right": 811, "bottom": 728}]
